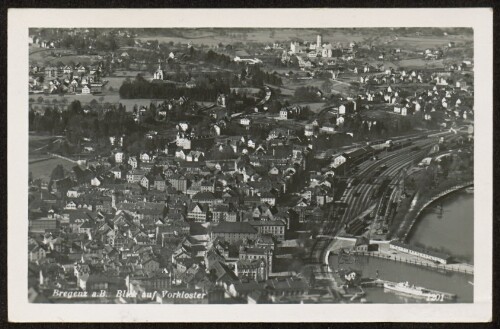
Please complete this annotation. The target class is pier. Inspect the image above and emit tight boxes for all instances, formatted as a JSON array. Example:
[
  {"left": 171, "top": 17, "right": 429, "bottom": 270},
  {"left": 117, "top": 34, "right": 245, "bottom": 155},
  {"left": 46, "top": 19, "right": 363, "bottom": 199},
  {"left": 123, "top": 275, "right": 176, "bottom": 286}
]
[{"left": 353, "top": 251, "right": 474, "bottom": 275}]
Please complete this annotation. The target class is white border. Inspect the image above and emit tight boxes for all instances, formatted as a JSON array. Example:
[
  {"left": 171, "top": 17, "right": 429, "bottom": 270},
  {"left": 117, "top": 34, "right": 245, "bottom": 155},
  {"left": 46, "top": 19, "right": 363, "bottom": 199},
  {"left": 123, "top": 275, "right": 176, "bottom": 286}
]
[{"left": 8, "top": 8, "right": 493, "bottom": 322}]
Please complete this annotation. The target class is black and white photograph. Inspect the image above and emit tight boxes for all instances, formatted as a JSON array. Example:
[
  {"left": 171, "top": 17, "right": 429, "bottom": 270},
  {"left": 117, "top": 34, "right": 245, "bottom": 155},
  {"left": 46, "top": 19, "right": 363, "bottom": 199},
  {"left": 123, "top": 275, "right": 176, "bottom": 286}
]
[{"left": 7, "top": 8, "right": 493, "bottom": 322}]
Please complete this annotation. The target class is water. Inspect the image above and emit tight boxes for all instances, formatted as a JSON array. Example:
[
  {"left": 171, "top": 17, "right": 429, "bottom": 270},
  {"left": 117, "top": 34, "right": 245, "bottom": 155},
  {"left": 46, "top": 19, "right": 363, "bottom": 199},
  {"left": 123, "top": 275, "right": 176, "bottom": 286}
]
[
  {"left": 409, "top": 190, "right": 474, "bottom": 263},
  {"left": 329, "top": 255, "right": 473, "bottom": 303},
  {"left": 328, "top": 190, "right": 474, "bottom": 303}
]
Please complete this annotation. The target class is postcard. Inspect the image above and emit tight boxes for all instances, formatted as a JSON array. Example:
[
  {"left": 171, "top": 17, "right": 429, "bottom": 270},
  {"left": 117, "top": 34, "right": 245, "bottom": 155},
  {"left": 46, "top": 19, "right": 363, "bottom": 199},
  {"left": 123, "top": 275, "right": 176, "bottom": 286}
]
[{"left": 7, "top": 8, "right": 493, "bottom": 322}]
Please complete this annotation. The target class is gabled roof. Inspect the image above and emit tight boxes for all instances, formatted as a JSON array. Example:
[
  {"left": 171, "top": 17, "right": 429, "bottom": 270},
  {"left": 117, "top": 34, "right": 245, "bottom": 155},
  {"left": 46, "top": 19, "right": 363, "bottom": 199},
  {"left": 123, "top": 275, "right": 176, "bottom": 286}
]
[{"left": 212, "top": 222, "right": 257, "bottom": 234}]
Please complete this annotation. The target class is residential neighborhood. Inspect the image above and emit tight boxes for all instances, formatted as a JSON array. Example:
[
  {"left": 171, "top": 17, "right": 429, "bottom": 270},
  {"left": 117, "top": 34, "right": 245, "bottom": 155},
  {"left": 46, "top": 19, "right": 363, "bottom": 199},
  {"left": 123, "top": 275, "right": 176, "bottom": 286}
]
[{"left": 28, "top": 27, "right": 474, "bottom": 304}]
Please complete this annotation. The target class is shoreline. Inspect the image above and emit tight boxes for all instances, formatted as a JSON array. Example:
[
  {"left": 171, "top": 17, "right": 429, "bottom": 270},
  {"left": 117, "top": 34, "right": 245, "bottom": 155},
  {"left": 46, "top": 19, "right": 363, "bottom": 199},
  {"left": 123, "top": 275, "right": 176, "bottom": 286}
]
[
  {"left": 401, "top": 181, "right": 473, "bottom": 242},
  {"left": 349, "top": 251, "right": 474, "bottom": 276}
]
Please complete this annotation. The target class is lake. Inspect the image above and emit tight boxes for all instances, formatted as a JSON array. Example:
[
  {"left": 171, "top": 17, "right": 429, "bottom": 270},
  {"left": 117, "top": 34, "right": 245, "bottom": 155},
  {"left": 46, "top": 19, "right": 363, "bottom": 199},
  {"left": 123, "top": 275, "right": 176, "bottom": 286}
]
[
  {"left": 328, "top": 190, "right": 474, "bottom": 303},
  {"left": 409, "top": 190, "right": 474, "bottom": 263}
]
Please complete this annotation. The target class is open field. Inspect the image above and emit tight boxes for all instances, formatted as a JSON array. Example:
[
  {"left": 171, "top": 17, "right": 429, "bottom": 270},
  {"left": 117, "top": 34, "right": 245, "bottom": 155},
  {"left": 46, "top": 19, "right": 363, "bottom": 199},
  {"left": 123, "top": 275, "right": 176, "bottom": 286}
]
[
  {"left": 389, "top": 35, "right": 471, "bottom": 49},
  {"left": 396, "top": 58, "right": 446, "bottom": 69},
  {"left": 137, "top": 28, "right": 374, "bottom": 47},
  {"left": 105, "top": 77, "right": 127, "bottom": 91},
  {"left": 297, "top": 102, "right": 326, "bottom": 113},
  {"left": 29, "top": 157, "right": 77, "bottom": 181},
  {"left": 29, "top": 46, "right": 104, "bottom": 65},
  {"left": 29, "top": 94, "right": 155, "bottom": 111},
  {"left": 137, "top": 28, "right": 472, "bottom": 49},
  {"left": 29, "top": 134, "right": 59, "bottom": 150}
]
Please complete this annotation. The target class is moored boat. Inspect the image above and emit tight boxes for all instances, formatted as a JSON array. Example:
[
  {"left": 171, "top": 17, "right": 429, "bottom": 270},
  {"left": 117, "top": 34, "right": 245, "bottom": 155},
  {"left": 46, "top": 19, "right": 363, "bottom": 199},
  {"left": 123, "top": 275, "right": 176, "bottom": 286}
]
[{"left": 383, "top": 281, "right": 453, "bottom": 300}]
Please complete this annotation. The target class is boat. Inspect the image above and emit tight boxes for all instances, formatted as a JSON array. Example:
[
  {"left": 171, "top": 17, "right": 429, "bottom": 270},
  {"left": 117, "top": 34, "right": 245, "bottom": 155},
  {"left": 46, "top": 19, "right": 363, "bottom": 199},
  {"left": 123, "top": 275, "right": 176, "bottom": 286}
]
[
  {"left": 383, "top": 281, "right": 443, "bottom": 299},
  {"left": 465, "top": 186, "right": 474, "bottom": 193}
]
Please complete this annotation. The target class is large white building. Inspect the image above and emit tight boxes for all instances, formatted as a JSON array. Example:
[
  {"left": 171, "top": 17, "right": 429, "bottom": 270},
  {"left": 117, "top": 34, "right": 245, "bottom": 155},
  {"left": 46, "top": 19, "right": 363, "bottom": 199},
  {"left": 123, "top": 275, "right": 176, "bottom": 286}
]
[{"left": 290, "top": 35, "right": 334, "bottom": 58}]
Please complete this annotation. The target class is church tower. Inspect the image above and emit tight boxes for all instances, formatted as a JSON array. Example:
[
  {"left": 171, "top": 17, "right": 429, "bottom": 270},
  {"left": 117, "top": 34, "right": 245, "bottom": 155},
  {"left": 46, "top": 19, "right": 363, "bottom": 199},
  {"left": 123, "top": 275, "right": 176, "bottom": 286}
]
[{"left": 153, "top": 59, "right": 164, "bottom": 80}]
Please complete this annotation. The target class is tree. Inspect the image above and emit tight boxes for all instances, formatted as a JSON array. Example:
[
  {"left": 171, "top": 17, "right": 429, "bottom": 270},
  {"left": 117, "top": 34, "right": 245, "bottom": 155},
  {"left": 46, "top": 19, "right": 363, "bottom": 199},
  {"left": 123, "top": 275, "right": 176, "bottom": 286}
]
[
  {"left": 68, "top": 100, "right": 82, "bottom": 114},
  {"left": 50, "top": 164, "right": 65, "bottom": 181}
]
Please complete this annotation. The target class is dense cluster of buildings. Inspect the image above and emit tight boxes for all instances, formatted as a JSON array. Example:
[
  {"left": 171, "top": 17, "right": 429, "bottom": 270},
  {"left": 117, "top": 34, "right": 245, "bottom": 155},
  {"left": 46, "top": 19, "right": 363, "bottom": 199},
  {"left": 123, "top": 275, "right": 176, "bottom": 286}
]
[
  {"left": 29, "top": 63, "right": 106, "bottom": 95},
  {"left": 28, "top": 95, "right": 347, "bottom": 303},
  {"left": 28, "top": 29, "right": 474, "bottom": 304}
]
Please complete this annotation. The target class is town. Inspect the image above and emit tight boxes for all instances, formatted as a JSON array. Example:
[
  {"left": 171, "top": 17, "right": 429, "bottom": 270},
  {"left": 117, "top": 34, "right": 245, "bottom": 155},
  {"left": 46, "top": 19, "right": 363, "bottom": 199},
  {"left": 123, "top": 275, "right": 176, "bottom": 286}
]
[{"left": 28, "top": 28, "right": 474, "bottom": 304}]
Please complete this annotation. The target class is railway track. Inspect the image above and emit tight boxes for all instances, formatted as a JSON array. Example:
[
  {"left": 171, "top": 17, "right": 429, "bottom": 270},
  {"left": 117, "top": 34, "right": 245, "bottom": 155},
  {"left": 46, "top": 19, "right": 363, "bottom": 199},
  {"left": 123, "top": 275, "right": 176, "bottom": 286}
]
[{"left": 327, "top": 135, "right": 452, "bottom": 236}]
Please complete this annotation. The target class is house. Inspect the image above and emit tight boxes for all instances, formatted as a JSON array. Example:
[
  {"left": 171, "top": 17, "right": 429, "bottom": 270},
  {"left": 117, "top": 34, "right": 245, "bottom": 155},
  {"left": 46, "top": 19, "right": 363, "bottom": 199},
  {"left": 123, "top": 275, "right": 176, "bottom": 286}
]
[
  {"left": 235, "top": 259, "right": 267, "bottom": 282},
  {"left": 279, "top": 106, "right": 301, "bottom": 120},
  {"left": 239, "top": 117, "right": 251, "bottom": 126},
  {"left": 239, "top": 244, "right": 273, "bottom": 279},
  {"left": 211, "top": 204, "right": 237, "bottom": 223},
  {"left": 169, "top": 174, "right": 188, "bottom": 193},
  {"left": 260, "top": 192, "right": 276, "bottom": 206},
  {"left": 66, "top": 188, "right": 82, "bottom": 198},
  {"left": 186, "top": 151, "right": 205, "bottom": 162},
  {"left": 142, "top": 258, "right": 160, "bottom": 273},
  {"left": 110, "top": 166, "right": 123, "bottom": 179},
  {"left": 114, "top": 152, "right": 124, "bottom": 164},
  {"left": 187, "top": 203, "right": 209, "bottom": 223},
  {"left": 128, "top": 156, "right": 138, "bottom": 169},
  {"left": 140, "top": 176, "right": 151, "bottom": 190},
  {"left": 153, "top": 174, "right": 166, "bottom": 191},
  {"left": 29, "top": 244, "right": 47, "bottom": 262},
  {"left": 91, "top": 176, "right": 102, "bottom": 186},
  {"left": 127, "top": 169, "right": 147, "bottom": 183},
  {"left": 332, "top": 154, "right": 347, "bottom": 168},
  {"left": 140, "top": 152, "right": 151, "bottom": 163},
  {"left": 320, "top": 124, "right": 336, "bottom": 134},
  {"left": 304, "top": 124, "right": 317, "bottom": 137},
  {"left": 81, "top": 85, "right": 91, "bottom": 94}
]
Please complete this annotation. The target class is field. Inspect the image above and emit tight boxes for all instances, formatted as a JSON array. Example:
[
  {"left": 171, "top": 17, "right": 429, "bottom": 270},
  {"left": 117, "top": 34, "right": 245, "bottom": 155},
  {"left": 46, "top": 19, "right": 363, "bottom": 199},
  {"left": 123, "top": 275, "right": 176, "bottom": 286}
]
[
  {"left": 389, "top": 35, "right": 471, "bottom": 49},
  {"left": 136, "top": 28, "right": 472, "bottom": 51},
  {"left": 29, "top": 157, "right": 77, "bottom": 181},
  {"left": 29, "top": 46, "right": 104, "bottom": 65},
  {"left": 137, "top": 28, "right": 373, "bottom": 47},
  {"left": 29, "top": 134, "right": 58, "bottom": 151},
  {"left": 29, "top": 134, "right": 77, "bottom": 181},
  {"left": 396, "top": 58, "right": 446, "bottom": 69},
  {"left": 297, "top": 102, "right": 326, "bottom": 113},
  {"left": 29, "top": 94, "right": 155, "bottom": 111}
]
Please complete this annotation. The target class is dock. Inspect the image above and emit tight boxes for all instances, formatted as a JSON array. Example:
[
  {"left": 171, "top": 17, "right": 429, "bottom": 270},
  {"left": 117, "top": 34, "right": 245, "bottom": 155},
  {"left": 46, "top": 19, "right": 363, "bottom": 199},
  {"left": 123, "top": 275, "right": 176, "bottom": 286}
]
[{"left": 360, "top": 278, "right": 457, "bottom": 300}]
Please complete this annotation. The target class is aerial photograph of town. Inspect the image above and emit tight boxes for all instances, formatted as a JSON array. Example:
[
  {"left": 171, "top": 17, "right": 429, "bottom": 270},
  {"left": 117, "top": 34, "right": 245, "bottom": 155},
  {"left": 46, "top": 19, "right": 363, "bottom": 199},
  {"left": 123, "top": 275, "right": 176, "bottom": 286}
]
[{"left": 27, "top": 27, "right": 474, "bottom": 304}]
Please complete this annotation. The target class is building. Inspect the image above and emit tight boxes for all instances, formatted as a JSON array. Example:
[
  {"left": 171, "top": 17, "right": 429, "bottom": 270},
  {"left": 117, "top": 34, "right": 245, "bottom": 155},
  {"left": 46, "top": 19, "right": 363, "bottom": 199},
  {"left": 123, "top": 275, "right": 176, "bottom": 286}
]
[
  {"left": 187, "top": 203, "right": 209, "bottom": 223},
  {"left": 239, "top": 245, "right": 273, "bottom": 279},
  {"left": 169, "top": 174, "right": 188, "bottom": 192},
  {"left": 211, "top": 204, "right": 237, "bottom": 223},
  {"left": 211, "top": 222, "right": 258, "bottom": 244},
  {"left": 153, "top": 63, "right": 165, "bottom": 80},
  {"left": 126, "top": 169, "right": 147, "bottom": 183},
  {"left": 81, "top": 85, "right": 91, "bottom": 94},
  {"left": 389, "top": 240, "right": 451, "bottom": 264},
  {"left": 235, "top": 259, "right": 267, "bottom": 282},
  {"left": 29, "top": 218, "right": 59, "bottom": 233},
  {"left": 248, "top": 220, "right": 286, "bottom": 241}
]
